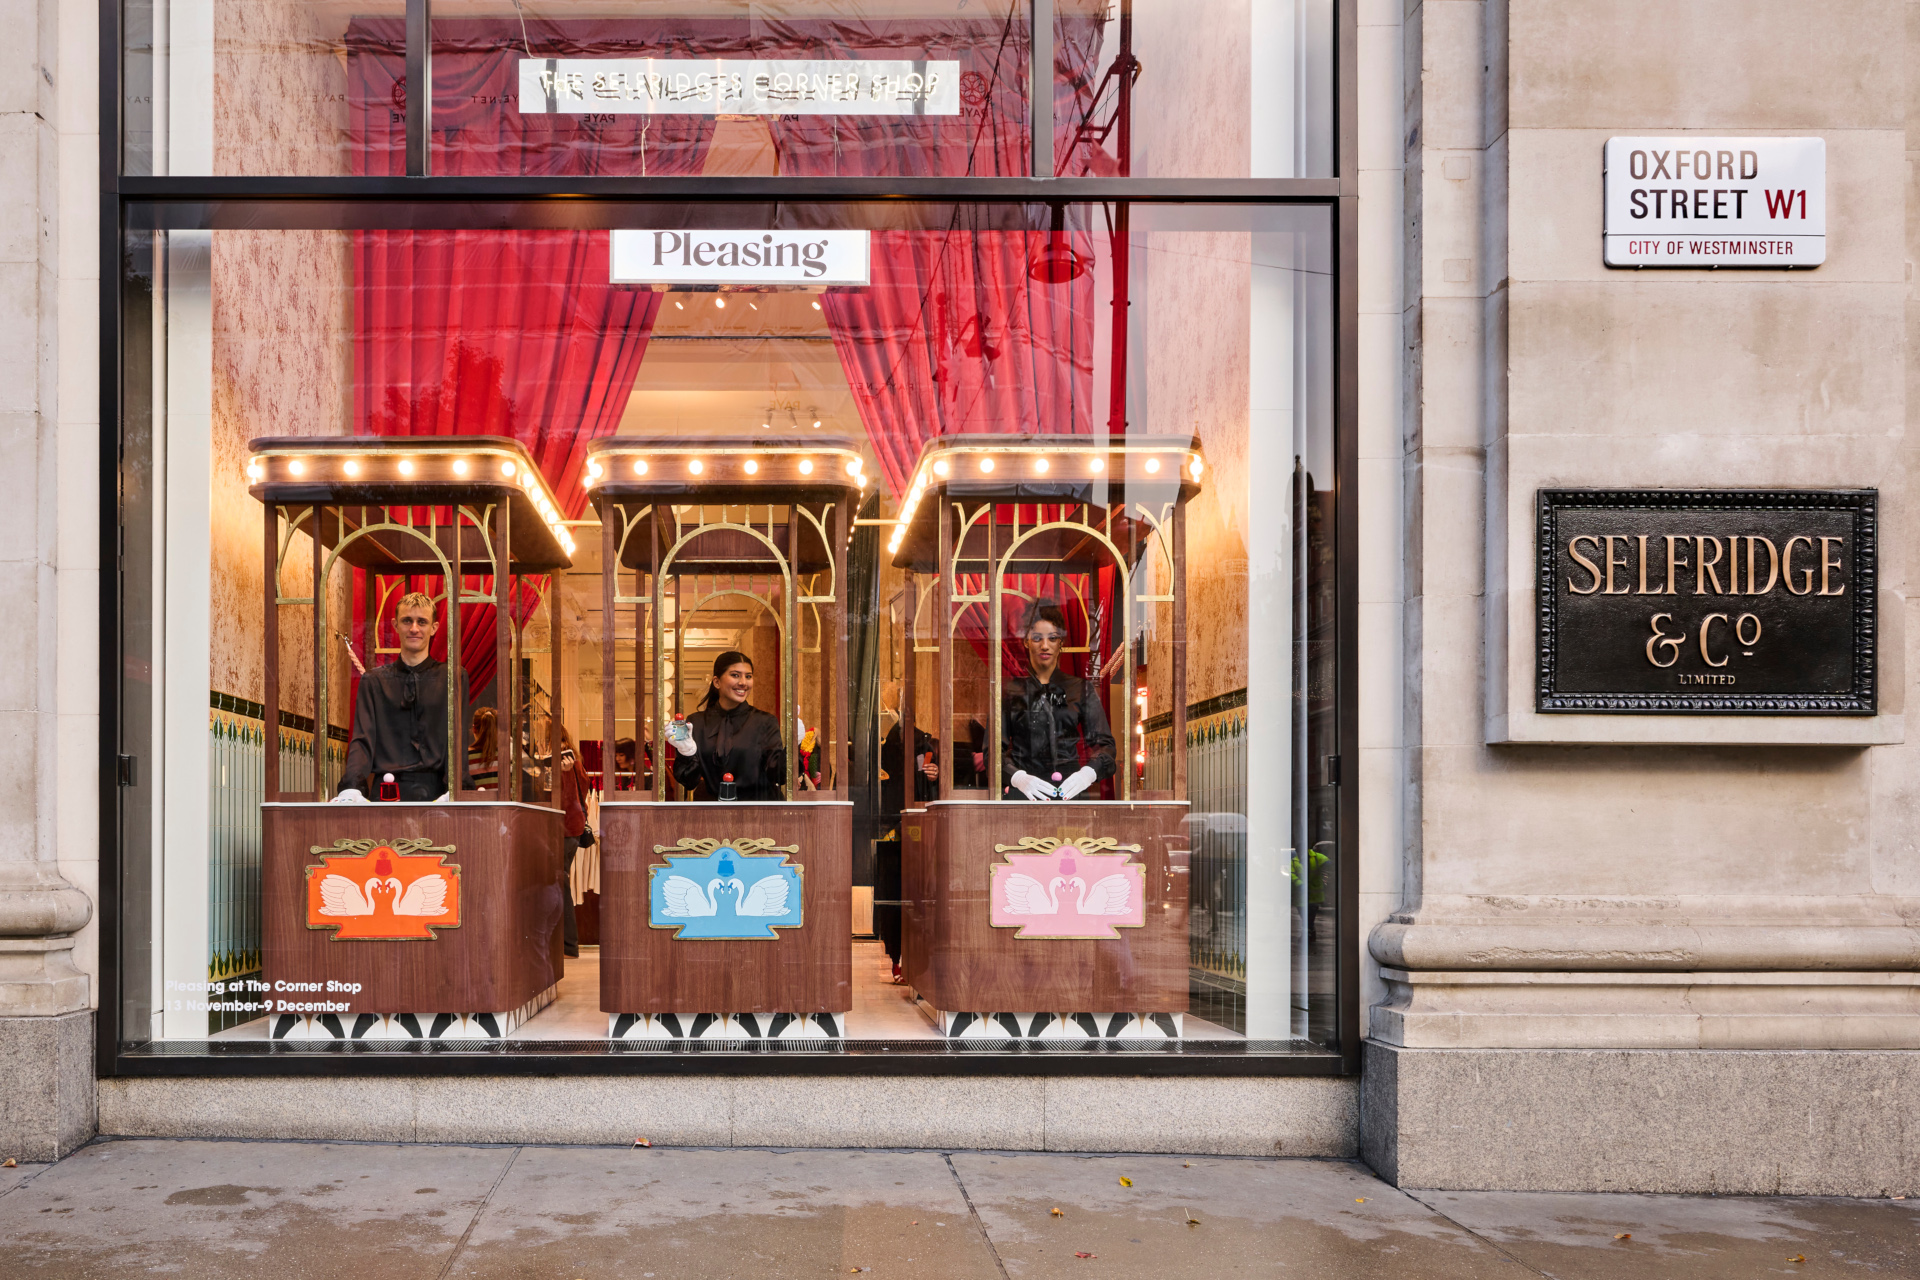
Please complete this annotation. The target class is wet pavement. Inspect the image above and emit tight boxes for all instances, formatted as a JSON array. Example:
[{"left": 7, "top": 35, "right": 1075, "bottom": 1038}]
[{"left": 0, "top": 1138, "right": 1913, "bottom": 1278}]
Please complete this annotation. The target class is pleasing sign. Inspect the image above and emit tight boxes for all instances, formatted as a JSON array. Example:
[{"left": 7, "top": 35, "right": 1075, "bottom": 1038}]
[
  {"left": 610, "top": 229, "right": 871, "bottom": 287},
  {"left": 519, "top": 58, "right": 960, "bottom": 116}
]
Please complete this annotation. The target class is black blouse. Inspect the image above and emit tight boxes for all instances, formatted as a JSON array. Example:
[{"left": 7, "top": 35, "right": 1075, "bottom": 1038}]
[
  {"left": 1000, "top": 673, "right": 1117, "bottom": 788},
  {"left": 671, "top": 701, "right": 788, "bottom": 801}
]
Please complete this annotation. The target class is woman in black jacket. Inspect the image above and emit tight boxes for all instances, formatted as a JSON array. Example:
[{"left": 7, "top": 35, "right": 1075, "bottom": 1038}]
[
  {"left": 669, "top": 650, "right": 787, "bottom": 801},
  {"left": 1001, "top": 600, "right": 1117, "bottom": 801}
]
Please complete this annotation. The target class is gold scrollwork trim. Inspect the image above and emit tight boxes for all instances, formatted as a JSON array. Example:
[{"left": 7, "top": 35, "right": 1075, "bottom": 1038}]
[{"left": 991, "top": 836, "right": 1142, "bottom": 856}]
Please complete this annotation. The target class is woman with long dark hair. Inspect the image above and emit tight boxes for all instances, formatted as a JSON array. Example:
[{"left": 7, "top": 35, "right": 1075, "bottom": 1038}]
[
  {"left": 668, "top": 649, "right": 788, "bottom": 801},
  {"left": 1002, "top": 599, "right": 1117, "bottom": 801}
]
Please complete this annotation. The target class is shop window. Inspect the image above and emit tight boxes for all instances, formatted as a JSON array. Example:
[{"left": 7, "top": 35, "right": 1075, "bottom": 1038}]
[{"left": 115, "top": 202, "right": 1338, "bottom": 1054}]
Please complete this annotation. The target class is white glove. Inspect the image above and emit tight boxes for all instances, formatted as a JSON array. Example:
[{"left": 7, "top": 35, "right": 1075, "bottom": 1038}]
[
  {"left": 797, "top": 717, "right": 807, "bottom": 738},
  {"left": 432, "top": 792, "right": 452, "bottom": 804},
  {"left": 1010, "top": 770, "right": 1058, "bottom": 801},
  {"left": 672, "top": 734, "right": 697, "bottom": 757},
  {"left": 330, "top": 788, "right": 370, "bottom": 805},
  {"left": 1057, "top": 766, "right": 1099, "bottom": 800}
]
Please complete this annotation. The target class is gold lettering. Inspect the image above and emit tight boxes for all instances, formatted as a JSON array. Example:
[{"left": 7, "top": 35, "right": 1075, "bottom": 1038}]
[
  {"left": 1735, "top": 613, "right": 1762, "bottom": 647},
  {"left": 1819, "top": 536, "right": 1846, "bottom": 595},
  {"left": 1745, "top": 536, "right": 1779, "bottom": 595},
  {"left": 1696, "top": 536, "right": 1724, "bottom": 594},
  {"left": 1637, "top": 534, "right": 1652, "bottom": 593},
  {"left": 1664, "top": 535, "right": 1689, "bottom": 596},
  {"left": 1783, "top": 535, "right": 1814, "bottom": 594},
  {"left": 1605, "top": 535, "right": 1631, "bottom": 594},
  {"left": 1699, "top": 613, "right": 1730, "bottom": 667},
  {"left": 1567, "top": 536, "right": 1603, "bottom": 595},
  {"left": 1646, "top": 614, "right": 1683, "bottom": 668}
]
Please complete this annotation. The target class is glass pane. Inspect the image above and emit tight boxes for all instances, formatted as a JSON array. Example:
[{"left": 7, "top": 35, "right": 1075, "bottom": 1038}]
[
  {"left": 1056, "top": 0, "right": 1335, "bottom": 178},
  {"left": 122, "top": 0, "right": 409, "bottom": 176},
  {"left": 428, "top": 2, "right": 1032, "bottom": 178},
  {"left": 119, "top": 203, "right": 1335, "bottom": 1051}
]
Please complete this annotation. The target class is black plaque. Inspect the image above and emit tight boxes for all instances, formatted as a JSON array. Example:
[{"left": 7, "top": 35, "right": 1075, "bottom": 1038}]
[{"left": 1537, "top": 489, "right": 1876, "bottom": 714}]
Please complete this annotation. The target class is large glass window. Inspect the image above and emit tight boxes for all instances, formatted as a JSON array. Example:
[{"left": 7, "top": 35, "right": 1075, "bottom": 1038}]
[
  {"left": 115, "top": 202, "right": 1339, "bottom": 1051},
  {"left": 121, "top": 2, "right": 1333, "bottom": 178}
]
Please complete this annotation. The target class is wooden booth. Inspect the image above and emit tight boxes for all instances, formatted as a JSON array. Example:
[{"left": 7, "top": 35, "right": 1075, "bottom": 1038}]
[
  {"left": 586, "top": 437, "right": 857, "bottom": 1040},
  {"left": 890, "top": 435, "right": 1202, "bottom": 1039},
  {"left": 250, "top": 436, "right": 572, "bottom": 1041}
]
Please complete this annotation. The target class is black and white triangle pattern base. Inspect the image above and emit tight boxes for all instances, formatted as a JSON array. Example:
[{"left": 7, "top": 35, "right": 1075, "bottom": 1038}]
[
  {"left": 607, "top": 1012, "right": 846, "bottom": 1041},
  {"left": 269, "top": 984, "right": 557, "bottom": 1041},
  {"left": 935, "top": 1011, "right": 1185, "bottom": 1040}
]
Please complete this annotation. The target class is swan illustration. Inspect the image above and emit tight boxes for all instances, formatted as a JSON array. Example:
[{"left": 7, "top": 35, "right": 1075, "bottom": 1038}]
[
  {"left": 1000, "top": 873, "right": 1070, "bottom": 915},
  {"left": 1065, "top": 874, "right": 1133, "bottom": 916},
  {"left": 318, "top": 873, "right": 449, "bottom": 917},
  {"left": 661, "top": 874, "right": 793, "bottom": 918}
]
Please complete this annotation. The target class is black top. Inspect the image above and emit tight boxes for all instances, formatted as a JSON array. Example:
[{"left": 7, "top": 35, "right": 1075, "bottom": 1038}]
[
  {"left": 1001, "top": 672, "right": 1117, "bottom": 787},
  {"left": 339, "top": 657, "right": 470, "bottom": 796},
  {"left": 672, "top": 701, "right": 787, "bottom": 801},
  {"left": 879, "top": 722, "right": 939, "bottom": 813}
]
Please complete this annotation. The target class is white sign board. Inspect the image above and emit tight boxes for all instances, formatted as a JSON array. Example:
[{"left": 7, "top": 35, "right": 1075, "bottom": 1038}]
[
  {"left": 611, "top": 229, "right": 872, "bottom": 287},
  {"left": 1603, "top": 137, "right": 1825, "bottom": 267},
  {"left": 520, "top": 59, "right": 960, "bottom": 116}
]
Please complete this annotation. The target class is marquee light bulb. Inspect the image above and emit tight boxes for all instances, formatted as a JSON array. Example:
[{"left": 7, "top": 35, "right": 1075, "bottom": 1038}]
[
  {"left": 744, "top": 459, "right": 759, "bottom": 475},
  {"left": 586, "top": 461, "right": 602, "bottom": 478},
  {"left": 1145, "top": 457, "right": 1161, "bottom": 473},
  {"left": 1034, "top": 457, "right": 1049, "bottom": 473},
  {"left": 688, "top": 459, "right": 704, "bottom": 475},
  {"left": 453, "top": 459, "right": 470, "bottom": 476},
  {"left": 501, "top": 461, "right": 517, "bottom": 477},
  {"left": 846, "top": 459, "right": 862, "bottom": 476},
  {"left": 398, "top": 459, "right": 414, "bottom": 476},
  {"left": 1190, "top": 456, "right": 1204, "bottom": 478},
  {"left": 633, "top": 459, "right": 649, "bottom": 475},
  {"left": 979, "top": 457, "right": 994, "bottom": 473},
  {"left": 343, "top": 459, "right": 360, "bottom": 476},
  {"left": 933, "top": 460, "right": 949, "bottom": 477},
  {"left": 799, "top": 459, "right": 814, "bottom": 475},
  {"left": 1089, "top": 457, "right": 1105, "bottom": 473},
  {"left": 288, "top": 459, "right": 305, "bottom": 476}
]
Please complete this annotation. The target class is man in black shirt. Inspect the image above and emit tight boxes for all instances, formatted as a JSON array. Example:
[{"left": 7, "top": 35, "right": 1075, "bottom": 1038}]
[{"left": 336, "top": 591, "right": 469, "bottom": 802}]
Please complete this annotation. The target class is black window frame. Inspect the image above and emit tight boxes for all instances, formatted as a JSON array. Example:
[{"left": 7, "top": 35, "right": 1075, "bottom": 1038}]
[{"left": 96, "top": 0, "right": 1362, "bottom": 1079}]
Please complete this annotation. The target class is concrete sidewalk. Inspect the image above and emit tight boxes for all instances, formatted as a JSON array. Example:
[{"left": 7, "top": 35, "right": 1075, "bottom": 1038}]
[{"left": 2, "top": 1139, "right": 1914, "bottom": 1278}]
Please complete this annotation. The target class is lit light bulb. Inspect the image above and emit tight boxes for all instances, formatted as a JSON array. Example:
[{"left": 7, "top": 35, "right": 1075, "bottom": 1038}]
[
  {"left": 398, "top": 459, "right": 414, "bottom": 476},
  {"left": 343, "top": 459, "right": 360, "bottom": 476},
  {"left": 933, "top": 460, "right": 949, "bottom": 477},
  {"left": 1089, "top": 457, "right": 1105, "bottom": 473},
  {"left": 453, "top": 459, "right": 470, "bottom": 476},
  {"left": 979, "top": 457, "right": 994, "bottom": 473},
  {"left": 586, "top": 461, "right": 602, "bottom": 479},
  {"left": 1034, "top": 457, "right": 1049, "bottom": 473},
  {"left": 633, "top": 459, "right": 649, "bottom": 475},
  {"left": 846, "top": 459, "right": 862, "bottom": 476},
  {"left": 289, "top": 459, "right": 306, "bottom": 476},
  {"left": 688, "top": 459, "right": 704, "bottom": 475},
  {"left": 582, "top": 473, "right": 595, "bottom": 489},
  {"left": 501, "top": 461, "right": 516, "bottom": 477},
  {"left": 798, "top": 459, "right": 814, "bottom": 475},
  {"left": 744, "top": 459, "right": 759, "bottom": 475},
  {"left": 246, "top": 465, "right": 261, "bottom": 482},
  {"left": 857, "top": 474, "right": 866, "bottom": 489},
  {"left": 1145, "top": 457, "right": 1161, "bottom": 473},
  {"left": 1190, "top": 457, "right": 1204, "bottom": 478}
]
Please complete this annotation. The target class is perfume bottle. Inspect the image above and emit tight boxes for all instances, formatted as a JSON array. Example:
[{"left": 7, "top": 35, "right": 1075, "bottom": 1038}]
[
  {"left": 379, "top": 772, "right": 399, "bottom": 802},
  {"left": 718, "top": 771, "right": 737, "bottom": 801}
]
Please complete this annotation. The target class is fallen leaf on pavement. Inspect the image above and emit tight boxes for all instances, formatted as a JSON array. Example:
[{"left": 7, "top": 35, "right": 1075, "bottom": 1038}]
[
  {"left": 1788, "top": 1255, "right": 1805, "bottom": 1264},
  {"left": 1183, "top": 1162, "right": 1192, "bottom": 1168},
  {"left": 1185, "top": 1209, "right": 1201, "bottom": 1227},
  {"left": 1051, "top": 1207, "right": 1064, "bottom": 1217},
  {"left": 633, "top": 1137, "right": 651, "bottom": 1148},
  {"left": 1074, "top": 1252, "right": 1096, "bottom": 1260},
  {"left": 1119, "top": 1176, "right": 1133, "bottom": 1187},
  {"left": 1615, "top": 1233, "right": 1631, "bottom": 1240},
  {"left": 1, "top": 1158, "right": 15, "bottom": 1168},
  {"left": 1355, "top": 1198, "right": 1367, "bottom": 1204}
]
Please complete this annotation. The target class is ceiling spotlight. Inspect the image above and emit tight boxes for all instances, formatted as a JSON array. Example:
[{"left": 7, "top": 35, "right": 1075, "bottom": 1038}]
[
  {"left": 1145, "top": 457, "right": 1162, "bottom": 473},
  {"left": 633, "top": 459, "right": 649, "bottom": 475},
  {"left": 688, "top": 459, "right": 705, "bottom": 475},
  {"left": 979, "top": 457, "right": 994, "bottom": 473},
  {"left": 799, "top": 459, "right": 814, "bottom": 475},
  {"left": 398, "top": 459, "right": 414, "bottom": 476},
  {"left": 453, "top": 459, "right": 470, "bottom": 476},
  {"left": 288, "top": 459, "right": 305, "bottom": 476},
  {"left": 501, "top": 461, "right": 516, "bottom": 477},
  {"left": 744, "top": 459, "right": 759, "bottom": 475},
  {"left": 343, "top": 459, "right": 360, "bottom": 477}
]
